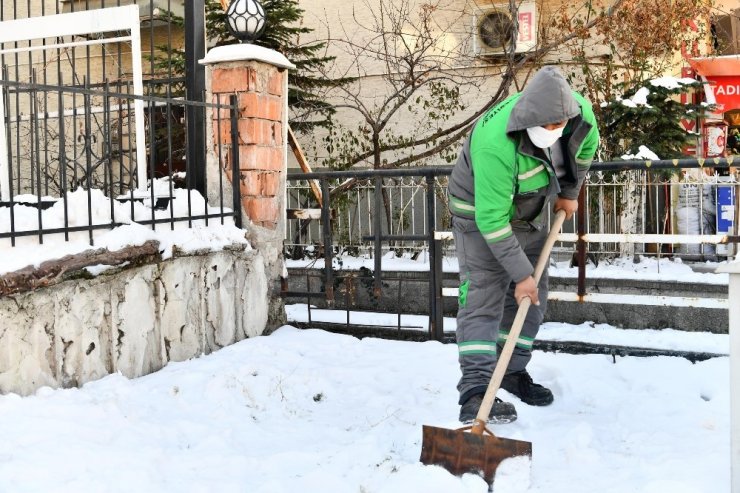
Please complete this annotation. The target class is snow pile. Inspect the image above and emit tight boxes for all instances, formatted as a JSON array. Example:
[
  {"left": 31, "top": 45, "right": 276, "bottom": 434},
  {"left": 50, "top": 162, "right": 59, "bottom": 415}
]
[
  {"left": 620, "top": 145, "right": 660, "bottom": 161},
  {"left": 619, "top": 86, "right": 652, "bottom": 108},
  {"left": 650, "top": 76, "right": 699, "bottom": 90},
  {"left": 285, "top": 304, "right": 730, "bottom": 355},
  {"left": 616, "top": 76, "right": 698, "bottom": 108},
  {"left": 0, "top": 183, "right": 249, "bottom": 275}
]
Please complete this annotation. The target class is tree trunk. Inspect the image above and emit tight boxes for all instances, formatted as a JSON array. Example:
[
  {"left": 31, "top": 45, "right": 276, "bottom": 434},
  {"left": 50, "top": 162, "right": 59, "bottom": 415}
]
[{"left": 619, "top": 172, "right": 641, "bottom": 257}]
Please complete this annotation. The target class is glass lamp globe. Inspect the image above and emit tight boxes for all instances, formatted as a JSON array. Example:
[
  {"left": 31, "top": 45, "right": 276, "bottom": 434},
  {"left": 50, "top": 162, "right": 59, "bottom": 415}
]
[{"left": 226, "top": 0, "right": 266, "bottom": 43}]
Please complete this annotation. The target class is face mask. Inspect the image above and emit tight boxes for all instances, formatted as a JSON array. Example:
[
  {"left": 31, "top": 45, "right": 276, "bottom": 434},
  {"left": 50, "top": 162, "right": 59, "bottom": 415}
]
[{"left": 526, "top": 125, "right": 564, "bottom": 148}]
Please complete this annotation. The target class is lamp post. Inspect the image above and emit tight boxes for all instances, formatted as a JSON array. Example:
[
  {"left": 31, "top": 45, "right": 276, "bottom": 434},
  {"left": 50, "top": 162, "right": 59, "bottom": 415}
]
[{"left": 226, "top": 0, "right": 266, "bottom": 42}]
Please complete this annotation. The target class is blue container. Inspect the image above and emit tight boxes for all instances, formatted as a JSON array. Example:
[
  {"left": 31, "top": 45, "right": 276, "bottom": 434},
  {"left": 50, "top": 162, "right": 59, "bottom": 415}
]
[
  {"left": 717, "top": 185, "right": 735, "bottom": 234},
  {"left": 716, "top": 185, "right": 735, "bottom": 256}
]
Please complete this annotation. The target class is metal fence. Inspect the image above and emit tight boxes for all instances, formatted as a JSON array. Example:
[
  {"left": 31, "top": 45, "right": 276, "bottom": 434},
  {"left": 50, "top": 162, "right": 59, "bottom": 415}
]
[
  {"left": 0, "top": 1, "right": 232, "bottom": 249},
  {"left": 286, "top": 174, "right": 450, "bottom": 258},
  {"left": 284, "top": 160, "right": 739, "bottom": 340},
  {"left": 0, "top": 78, "right": 241, "bottom": 247},
  {"left": 287, "top": 163, "right": 740, "bottom": 262},
  {"left": 0, "top": 0, "right": 207, "bottom": 192}
]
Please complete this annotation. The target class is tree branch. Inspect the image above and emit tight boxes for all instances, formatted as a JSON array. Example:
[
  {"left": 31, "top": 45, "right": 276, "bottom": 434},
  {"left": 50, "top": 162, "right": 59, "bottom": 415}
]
[{"left": 0, "top": 241, "right": 162, "bottom": 296}]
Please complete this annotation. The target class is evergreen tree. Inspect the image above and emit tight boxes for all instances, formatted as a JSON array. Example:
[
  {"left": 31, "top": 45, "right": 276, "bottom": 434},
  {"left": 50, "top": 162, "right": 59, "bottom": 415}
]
[
  {"left": 600, "top": 78, "right": 709, "bottom": 162},
  {"left": 150, "top": 1, "right": 345, "bottom": 132},
  {"left": 205, "top": 0, "right": 347, "bottom": 132},
  {"left": 597, "top": 77, "right": 715, "bottom": 244}
]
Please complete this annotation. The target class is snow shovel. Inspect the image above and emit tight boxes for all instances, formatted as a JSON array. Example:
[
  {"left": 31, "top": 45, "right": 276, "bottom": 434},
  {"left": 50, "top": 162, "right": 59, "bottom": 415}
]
[{"left": 420, "top": 209, "right": 567, "bottom": 485}]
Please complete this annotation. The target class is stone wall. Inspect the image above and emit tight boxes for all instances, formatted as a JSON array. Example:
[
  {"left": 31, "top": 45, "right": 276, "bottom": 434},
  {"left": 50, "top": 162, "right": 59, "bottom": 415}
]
[{"left": 0, "top": 247, "right": 275, "bottom": 396}]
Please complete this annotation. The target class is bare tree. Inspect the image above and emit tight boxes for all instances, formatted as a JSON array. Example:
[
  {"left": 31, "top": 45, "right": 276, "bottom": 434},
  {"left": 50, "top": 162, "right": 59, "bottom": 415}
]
[
  {"left": 312, "top": 0, "right": 519, "bottom": 171},
  {"left": 550, "top": 0, "right": 714, "bottom": 159},
  {"left": 548, "top": 0, "right": 713, "bottom": 257},
  {"left": 304, "top": 0, "right": 713, "bottom": 170},
  {"left": 292, "top": 0, "right": 713, "bottom": 249}
]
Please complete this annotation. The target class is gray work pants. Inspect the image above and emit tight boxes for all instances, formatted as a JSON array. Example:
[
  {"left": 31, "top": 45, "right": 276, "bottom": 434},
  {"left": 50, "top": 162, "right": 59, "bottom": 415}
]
[{"left": 452, "top": 216, "right": 549, "bottom": 404}]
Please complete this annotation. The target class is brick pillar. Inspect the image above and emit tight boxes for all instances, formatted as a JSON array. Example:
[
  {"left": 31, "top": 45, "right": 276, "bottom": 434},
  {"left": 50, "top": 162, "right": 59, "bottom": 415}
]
[{"left": 201, "top": 45, "right": 294, "bottom": 231}]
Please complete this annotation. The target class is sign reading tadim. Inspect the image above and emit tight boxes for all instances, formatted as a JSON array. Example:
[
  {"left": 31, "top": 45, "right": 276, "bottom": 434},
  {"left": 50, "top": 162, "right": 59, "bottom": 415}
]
[
  {"left": 687, "top": 56, "right": 740, "bottom": 113},
  {"left": 706, "top": 75, "right": 740, "bottom": 112}
]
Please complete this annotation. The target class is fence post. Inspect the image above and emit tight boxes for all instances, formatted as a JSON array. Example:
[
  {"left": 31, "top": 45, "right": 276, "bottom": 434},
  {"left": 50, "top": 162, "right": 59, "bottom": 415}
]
[
  {"left": 200, "top": 44, "right": 295, "bottom": 232},
  {"left": 577, "top": 184, "right": 587, "bottom": 298},
  {"left": 185, "top": 0, "right": 206, "bottom": 195},
  {"left": 426, "top": 174, "right": 443, "bottom": 341},
  {"left": 321, "top": 178, "right": 334, "bottom": 308},
  {"left": 200, "top": 44, "right": 297, "bottom": 327},
  {"left": 717, "top": 261, "right": 740, "bottom": 491},
  {"left": 229, "top": 95, "right": 242, "bottom": 229},
  {"left": 373, "top": 175, "right": 383, "bottom": 298},
  {"left": 431, "top": 239, "right": 445, "bottom": 341}
]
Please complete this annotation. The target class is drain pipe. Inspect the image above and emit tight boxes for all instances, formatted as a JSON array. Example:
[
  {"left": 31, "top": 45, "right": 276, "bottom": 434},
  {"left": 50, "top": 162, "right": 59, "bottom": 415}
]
[{"left": 717, "top": 260, "right": 740, "bottom": 492}]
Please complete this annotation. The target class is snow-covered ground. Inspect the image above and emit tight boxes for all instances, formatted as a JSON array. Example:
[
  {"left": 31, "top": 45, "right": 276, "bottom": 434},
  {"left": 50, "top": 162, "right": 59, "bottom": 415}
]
[
  {"left": 0, "top": 185, "right": 733, "bottom": 491},
  {"left": 0, "top": 325, "right": 727, "bottom": 492}
]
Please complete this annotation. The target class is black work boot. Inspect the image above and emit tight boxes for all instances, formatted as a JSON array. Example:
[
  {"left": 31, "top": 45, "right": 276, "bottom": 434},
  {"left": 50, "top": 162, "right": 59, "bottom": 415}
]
[
  {"left": 501, "top": 370, "right": 554, "bottom": 406},
  {"left": 458, "top": 394, "right": 517, "bottom": 424}
]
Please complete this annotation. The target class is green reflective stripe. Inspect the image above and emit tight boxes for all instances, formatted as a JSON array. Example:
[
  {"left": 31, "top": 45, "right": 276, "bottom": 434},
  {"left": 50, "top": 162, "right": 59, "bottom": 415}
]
[
  {"left": 459, "top": 279, "right": 469, "bottom": 308},
  {"left": 458, "top": 340, "right": 497, "bottom": 356},
  {"left": 497, "top": 330, "right": 534, "bottom": 349},
  {"left": 518, "top": 164, "right": 546, "bottom": 181},
  {"left": 482, "top": 224, "right": 512, "bottom": 242},
  {"left": 450, "top": 197, "right": 475, "bottom": 216},
  {"left": 576, "top": 157, "right": 592, "bottom": 167}
]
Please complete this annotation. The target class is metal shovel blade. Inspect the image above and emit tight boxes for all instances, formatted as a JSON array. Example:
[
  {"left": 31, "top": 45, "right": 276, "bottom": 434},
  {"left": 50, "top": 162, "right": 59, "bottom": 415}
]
[{"left": 420, "top": 424, "right": 532, "bottom": 485}]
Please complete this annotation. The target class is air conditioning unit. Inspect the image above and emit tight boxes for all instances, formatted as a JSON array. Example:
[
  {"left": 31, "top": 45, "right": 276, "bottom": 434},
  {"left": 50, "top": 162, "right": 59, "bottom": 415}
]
[{"left": 473, "top": 2, "right": 537, "bottom": 57}]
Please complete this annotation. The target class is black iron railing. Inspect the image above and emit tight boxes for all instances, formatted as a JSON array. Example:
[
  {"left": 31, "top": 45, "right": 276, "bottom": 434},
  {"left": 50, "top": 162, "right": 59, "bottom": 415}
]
[
  {"left": 0, "top": 78, "right": 241, "bottom": 246},
  {"left": 0, "top": 0, "right": 206, "bottom": 195},
  {"left": 285, "top": 158, "right": 739, "bottom": 341}
]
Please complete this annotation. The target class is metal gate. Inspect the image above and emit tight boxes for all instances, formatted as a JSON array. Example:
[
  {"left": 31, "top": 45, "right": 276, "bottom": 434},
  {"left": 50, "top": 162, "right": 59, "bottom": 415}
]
[
  {"left": 0, "top": 0, "right": 206, "bottom": 196},
  {"left": 284, "top": 159, "right": 739, "bottom": 341}
]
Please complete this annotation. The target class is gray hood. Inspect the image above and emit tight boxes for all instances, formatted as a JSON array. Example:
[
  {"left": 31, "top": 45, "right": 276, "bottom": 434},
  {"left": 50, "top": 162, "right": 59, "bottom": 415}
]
[{"left": 506, "top": 66, "right": 581, "bottom": 133}]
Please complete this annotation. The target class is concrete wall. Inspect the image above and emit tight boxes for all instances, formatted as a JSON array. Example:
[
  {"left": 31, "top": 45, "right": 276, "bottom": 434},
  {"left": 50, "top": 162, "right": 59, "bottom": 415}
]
[{"left": 0, "top": 247, "right": 280, "bottom": 396}]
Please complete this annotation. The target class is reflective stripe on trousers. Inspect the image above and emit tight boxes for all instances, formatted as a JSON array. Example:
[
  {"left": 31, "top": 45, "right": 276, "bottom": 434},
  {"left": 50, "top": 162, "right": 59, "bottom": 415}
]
[{"left": 452, "top": 216, "right": 549, "bottom": 403}]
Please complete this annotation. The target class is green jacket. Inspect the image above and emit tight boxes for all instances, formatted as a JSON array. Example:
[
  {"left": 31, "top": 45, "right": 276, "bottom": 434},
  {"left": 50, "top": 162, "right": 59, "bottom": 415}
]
[{"left": 448, "top": 66, "right": 599, "bottom": 282}]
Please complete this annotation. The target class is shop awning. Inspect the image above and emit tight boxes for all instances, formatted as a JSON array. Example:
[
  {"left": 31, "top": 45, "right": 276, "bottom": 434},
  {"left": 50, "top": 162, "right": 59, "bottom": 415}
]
[{"left": 688, "top": 55, "right": 740, "bottom": 76}]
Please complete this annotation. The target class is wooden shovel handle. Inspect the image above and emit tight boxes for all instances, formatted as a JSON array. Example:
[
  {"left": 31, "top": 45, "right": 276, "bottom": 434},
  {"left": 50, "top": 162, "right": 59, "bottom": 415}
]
[{"left": 471, "top": 209, "right": 567, "bottom": 435}]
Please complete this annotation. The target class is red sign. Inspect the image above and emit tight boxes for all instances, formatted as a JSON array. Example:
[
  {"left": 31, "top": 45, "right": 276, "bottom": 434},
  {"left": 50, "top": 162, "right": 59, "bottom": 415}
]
[
  {"left": 518, "top": 12, "right": 533, "bottom": 42},
  {"left": 702, "top": 123, "right": 727, "bottom": 157},
  {"left": 705, "top": 75, "right": 740, "bottom": 112},
  {"left": 680, "top": 66, "right": 697, "bottom": 133}
]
